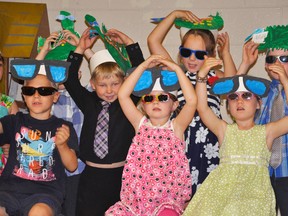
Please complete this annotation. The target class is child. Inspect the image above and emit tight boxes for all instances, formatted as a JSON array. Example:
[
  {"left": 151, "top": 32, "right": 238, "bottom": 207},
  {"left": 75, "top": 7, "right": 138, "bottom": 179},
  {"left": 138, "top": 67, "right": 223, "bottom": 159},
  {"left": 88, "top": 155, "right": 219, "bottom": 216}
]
[
  {"left": 182, "top": 56, "right": 288, "bottom": 215},
  {"left": 0, "top": 61, "right": 78, "bottom": 216},
  {"left": 64, "top": 28, "right": 144, "bottom": 216},
  {"left": 0, "top": 53, "right": 18, "bottom": 175},
  {"left": 238, "top": 25, "right": 288, "bottom": 215},
  {"left": 106, "top": 54, "right": 197, "bottom": 216},
  {"left": 148, "top": 10, "right": 237, "bottom": 195}
]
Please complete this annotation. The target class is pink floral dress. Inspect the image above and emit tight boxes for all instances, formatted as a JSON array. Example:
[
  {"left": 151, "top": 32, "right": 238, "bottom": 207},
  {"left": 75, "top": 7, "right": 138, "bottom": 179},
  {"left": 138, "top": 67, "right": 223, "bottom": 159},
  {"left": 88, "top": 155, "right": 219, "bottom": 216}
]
[{"left": 106, "top": 117, "right": 192, "bottom": 216}]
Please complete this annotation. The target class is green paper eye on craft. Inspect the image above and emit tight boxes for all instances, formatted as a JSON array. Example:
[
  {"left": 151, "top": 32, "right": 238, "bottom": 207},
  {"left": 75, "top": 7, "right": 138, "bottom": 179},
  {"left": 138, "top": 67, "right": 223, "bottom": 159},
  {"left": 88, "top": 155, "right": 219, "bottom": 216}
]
[
  {"left": 174, "top": 12, "right": 224, "bottom": 30},
  {"left": 258, "top": 25, "right": 288, "bottom": 52},
  {"left": 85, "top": 14, "right": 132, "bottom": 73},
  {"left": 37, "top": 11, "right": 80, "bottom": 61}
]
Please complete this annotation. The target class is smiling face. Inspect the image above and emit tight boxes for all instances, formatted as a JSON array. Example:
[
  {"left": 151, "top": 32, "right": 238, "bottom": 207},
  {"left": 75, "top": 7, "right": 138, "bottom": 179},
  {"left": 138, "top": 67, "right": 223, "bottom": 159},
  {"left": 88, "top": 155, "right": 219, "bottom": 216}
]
[
  {"left": 23, "top": 75, "right": 59, "bottom": 120},
  {"left": 180, "top": 34, "right": 207, "bottom": 73}
]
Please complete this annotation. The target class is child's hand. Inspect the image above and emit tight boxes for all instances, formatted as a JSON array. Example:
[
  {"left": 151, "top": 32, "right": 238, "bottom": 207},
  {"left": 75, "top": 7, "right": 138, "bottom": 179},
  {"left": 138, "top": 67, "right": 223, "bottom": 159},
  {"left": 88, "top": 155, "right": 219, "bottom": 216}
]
[
  {"left": 157, "top": 57, "right": 181, "bottom": 72},
  {"left": 199, "top": 56, "right": 223, "bottom": 77},
  {"left": 42, "top": 32, "right": 59, "bottom": 52},
  {"left": 77, "top": 28, "right": 98, "bottom": 53},
  {"left": 62, "top": 30, "right": 80, "bottom": 46},
  {"left": 217, "top": 32, "right": 230, "bottom": 59},
  {"left": 241, "top": 41, "right": 259, "bottom": 67},
  {"left": 266, "top": 62, "right": 288, "bottom": 85},
  {"left": 172, "top": 10, "right": 201, "bottom": 23},
  {"left": 105, "top": 29, "right": 134, "bottom": 46},
  {"left": 138, "top": 55, "right": 166, "bottom": 71},
  {"left": 55, "top": 124, "right": 70, "bottom": 148}
]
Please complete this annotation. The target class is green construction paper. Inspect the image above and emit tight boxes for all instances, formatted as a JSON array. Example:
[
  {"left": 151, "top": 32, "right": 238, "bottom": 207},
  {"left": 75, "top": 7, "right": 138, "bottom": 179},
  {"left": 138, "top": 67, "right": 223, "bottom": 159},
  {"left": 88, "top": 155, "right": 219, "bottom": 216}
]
[
  {"left": 174, "top": 12, "right": 224, "bottom": 30},
  {"left": 85, "top": 14, "right": 132, "bottom": 73},
  {"left": 37, "top": 11, "right": 79, "bottom": 61},
  {"left": 258, "top": 25, "right": 288, "bottom": 52}
]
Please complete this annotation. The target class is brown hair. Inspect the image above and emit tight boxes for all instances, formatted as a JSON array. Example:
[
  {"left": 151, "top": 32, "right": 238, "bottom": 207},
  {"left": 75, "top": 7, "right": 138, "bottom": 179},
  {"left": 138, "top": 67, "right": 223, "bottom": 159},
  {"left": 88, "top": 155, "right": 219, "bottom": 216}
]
[
  {"left": 91, "top": 62, "right": 124, "bottom": 81},
  {"left": 181, "top": 29, "right": 216, "bottom": 57}
]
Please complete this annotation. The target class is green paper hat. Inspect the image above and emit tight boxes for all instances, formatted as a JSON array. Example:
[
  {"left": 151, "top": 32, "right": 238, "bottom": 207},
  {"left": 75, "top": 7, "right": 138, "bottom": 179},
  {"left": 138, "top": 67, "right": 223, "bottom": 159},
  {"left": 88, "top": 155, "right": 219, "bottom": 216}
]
[
  {"left": 174, "top": 12, "right": 224, "bottom": 31},
  {"left": 258, "top": 25, "right": 288, "bottom": 52},
  {"left": 37, "top": 11, "right": 80, "bottom": 61},
  {"left": 85, "top": 14, "right": 132, "bottom": 73}
]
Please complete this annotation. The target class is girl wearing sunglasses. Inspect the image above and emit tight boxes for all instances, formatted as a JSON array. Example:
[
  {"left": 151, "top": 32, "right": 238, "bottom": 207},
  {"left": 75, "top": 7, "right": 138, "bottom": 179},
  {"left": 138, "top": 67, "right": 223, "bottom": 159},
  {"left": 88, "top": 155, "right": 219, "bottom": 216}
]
[
  {"left": 106, "top": 55, "right": 197, "bottom": 216},
  {"left": 148, "top": 10, "right": 237, "bottom": 196},
  {"left": 238, "top": 25, "right": 288, "bottom": 215},
  {"left": 183, "top": 59, "right": 288, "bottom": 215}
]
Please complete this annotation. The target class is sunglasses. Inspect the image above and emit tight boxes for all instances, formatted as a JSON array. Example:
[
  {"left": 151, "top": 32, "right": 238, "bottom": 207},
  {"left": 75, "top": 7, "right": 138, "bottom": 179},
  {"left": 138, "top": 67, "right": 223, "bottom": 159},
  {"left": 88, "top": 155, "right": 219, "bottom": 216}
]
[
  {"left": 22, "top": 86, "right": 57, "bottom": 96},
  {"left": 141, "top": 93, "right": 170, "bottom": 104},
  {"left": 265, "top": 55, "right": 288, "bottom": 64},
  {"left": 227, "top": 92, "right": 255, "bottom": 101},
  {"left": 179, "top": 46, "right": 208, "bottom": 60},
  {"left": 10, "top": 59, "right": 70, "bottom": 83}
]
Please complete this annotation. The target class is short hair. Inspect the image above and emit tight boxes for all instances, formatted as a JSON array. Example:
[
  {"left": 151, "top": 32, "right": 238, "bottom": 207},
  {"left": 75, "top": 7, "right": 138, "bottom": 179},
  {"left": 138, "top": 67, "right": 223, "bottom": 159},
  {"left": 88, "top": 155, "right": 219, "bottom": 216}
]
[
  {"left": 0, "top": 53, "right": 4, "bottom": 63},
  {"left": 23, "top": 74, "right": 58, "bottom": 89},
  {"left": 91, "top": 62, "right": 124, "bottom": 81}
]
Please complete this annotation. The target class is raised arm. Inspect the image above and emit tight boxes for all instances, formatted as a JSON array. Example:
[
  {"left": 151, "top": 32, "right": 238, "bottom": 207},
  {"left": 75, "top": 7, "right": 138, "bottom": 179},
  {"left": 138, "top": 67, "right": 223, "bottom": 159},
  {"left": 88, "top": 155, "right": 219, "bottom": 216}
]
[
  {"left": 196, "top": 57, "right": 226, "bottom": 144},
  {"left": 118, "top": 55, "right": 165, "bottom": 130},
  {"left": 147, "top": 10, "right": 200, "bottom": 60},
  {"left": 216, "top": 32, "right": 237, "bottom": 77},
  {"left": 158, "top": 59, "right": 197, "bottom": 137},
  {"left": 36, "top": 32, "right": 59, "bottom": 60},
  {"left": 237, "top": 41, "right": 259, "bottom": 75}
]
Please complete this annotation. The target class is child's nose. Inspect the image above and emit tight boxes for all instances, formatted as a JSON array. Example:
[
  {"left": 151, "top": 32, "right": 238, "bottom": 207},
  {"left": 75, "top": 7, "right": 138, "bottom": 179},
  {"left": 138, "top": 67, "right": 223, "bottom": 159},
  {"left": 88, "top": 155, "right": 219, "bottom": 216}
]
[{"left": 189, "top": 53, "right": 196, "bottom": 60}]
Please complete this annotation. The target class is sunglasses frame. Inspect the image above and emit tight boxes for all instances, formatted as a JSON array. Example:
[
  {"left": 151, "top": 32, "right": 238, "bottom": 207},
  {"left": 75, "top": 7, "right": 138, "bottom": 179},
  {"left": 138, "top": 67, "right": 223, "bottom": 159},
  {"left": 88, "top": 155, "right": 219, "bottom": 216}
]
[
  {"left": 265, "top": 55, "right": 288, "bottom": 64},
  {"left": 126, "top": 66, "right": 180, "bottom": 97},
  {"left": 21, "top": 86, "right": 57, "bottom": 96},
  {"left": 227, "top": 92, "right": 255, "bottom": 101},
  {"left": 10, "top": 59, "right": 71, "bottom": 83},
  {"left": 210, "top": 75, "right": 271, "bottom": 98},
  {"left": 141, "top": 93, "right": 171, "bottom": 104},
  {"left": 179, "top": 46, "right": 208, "bottom": 60}
]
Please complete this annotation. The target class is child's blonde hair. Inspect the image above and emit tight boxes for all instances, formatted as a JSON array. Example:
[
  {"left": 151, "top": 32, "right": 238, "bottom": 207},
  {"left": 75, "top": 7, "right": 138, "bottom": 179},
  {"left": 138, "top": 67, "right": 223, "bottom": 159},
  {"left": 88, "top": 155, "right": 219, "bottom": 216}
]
[{"left": 91, "top": 62, "right": 125, "bottom": 81}]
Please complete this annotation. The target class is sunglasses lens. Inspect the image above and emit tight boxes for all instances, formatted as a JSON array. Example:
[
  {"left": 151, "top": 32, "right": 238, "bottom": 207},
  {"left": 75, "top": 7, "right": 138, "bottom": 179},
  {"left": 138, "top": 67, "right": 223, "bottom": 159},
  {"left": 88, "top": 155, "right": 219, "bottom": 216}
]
[
  {"left": 37, "top": 87, "right": 56, "bottom": 96},
  {"left": 22, "top": 87, "right": 56, "bottom": 96},
  {"left": 265, "top": 56, "right": 276, "bottom": 64},
  {"left": 13, "top": 65, "right": 37, "bottom": 79},
  {"left": 142, "top": 95, "right": 154, "bottom": 103},
  {"left": 242, "top": 92, "right": 253, "bottom": 100},
  {"left": 157, "top": 94, "right": 169, "bottom": 102},
  {"left": 49, "top": 65, "right": 67, "bottom": 83},
  {"left": 227, "top": 93, "right": 238, "bottom": 100},
  {"left": 22, "top": 87, "right": 35, "bottom": 96},
  {"left": 195, "top": 51, "right": 207, "bottom": 60},
  {"left": 179, "top": 48, "right": 192, "bottom": 58},
  {"left": 279, "top": 56, "right": 288, "bottom": 63}
]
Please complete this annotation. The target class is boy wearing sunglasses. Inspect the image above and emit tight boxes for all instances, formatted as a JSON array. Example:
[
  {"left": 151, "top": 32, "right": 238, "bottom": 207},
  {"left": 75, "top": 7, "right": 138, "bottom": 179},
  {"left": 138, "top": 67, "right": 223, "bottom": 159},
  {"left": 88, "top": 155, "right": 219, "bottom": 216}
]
[
  {"left": 238, "top": 25, "right": 288, "bottom": 215},
  {"left": 0, "top": 70, "right": 78, "bottom": 216}
]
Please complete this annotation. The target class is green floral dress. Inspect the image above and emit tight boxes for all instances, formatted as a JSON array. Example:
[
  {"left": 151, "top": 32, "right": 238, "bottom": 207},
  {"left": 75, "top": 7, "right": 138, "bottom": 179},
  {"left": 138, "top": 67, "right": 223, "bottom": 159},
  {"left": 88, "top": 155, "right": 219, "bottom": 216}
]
[
  {"left": 183, "top": 124, "right": 275, "bottom": 216},
  {"left": 0, "top": 93, "right": 14, "bottom": 175}
]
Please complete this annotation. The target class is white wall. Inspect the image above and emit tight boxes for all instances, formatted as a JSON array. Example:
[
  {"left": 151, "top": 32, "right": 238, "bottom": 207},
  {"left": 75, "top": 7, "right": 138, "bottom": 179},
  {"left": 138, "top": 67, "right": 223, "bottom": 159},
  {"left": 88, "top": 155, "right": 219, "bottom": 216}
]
[{"left": 6, "top": 0, "right": 288, "bottom": 121}]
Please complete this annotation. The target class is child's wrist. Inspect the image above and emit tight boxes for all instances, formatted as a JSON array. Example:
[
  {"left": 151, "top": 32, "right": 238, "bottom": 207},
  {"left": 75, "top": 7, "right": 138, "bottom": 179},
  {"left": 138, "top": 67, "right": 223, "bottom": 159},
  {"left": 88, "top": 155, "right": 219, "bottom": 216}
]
[{"left": 196, "top": 74, "right": 208, "bottom": 83}]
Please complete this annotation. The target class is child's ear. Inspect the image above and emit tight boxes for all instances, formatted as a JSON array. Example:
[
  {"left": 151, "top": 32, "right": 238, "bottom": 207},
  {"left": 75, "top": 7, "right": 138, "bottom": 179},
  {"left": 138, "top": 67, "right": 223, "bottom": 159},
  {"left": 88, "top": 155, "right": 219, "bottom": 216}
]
[
  {"left": 90, "top": 79, "right": 96, "bottom": 90},
  {"left": 172, "top": 101, "right": 179, "bottom": 111},
  {"left": 53, "top": 91, "right": 60, "bottom": 103}
]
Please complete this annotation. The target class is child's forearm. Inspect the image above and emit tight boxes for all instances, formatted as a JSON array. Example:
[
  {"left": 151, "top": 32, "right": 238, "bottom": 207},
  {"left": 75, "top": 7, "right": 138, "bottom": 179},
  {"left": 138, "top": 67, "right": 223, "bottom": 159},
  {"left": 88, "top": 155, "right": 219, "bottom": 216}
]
[
  {"left": 222, "top": 52, "right": 237, "bottom": 77},
  {"left": 57, "top": 143, "right": 78, "bottom": 172}
]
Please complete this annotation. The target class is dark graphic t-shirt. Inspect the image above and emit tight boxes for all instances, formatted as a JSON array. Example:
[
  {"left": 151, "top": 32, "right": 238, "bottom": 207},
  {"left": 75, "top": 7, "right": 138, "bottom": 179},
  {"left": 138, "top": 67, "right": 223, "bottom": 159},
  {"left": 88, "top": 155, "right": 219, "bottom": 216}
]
[{"left": 0, "top": 112, "right": 78, "bottom": 201}]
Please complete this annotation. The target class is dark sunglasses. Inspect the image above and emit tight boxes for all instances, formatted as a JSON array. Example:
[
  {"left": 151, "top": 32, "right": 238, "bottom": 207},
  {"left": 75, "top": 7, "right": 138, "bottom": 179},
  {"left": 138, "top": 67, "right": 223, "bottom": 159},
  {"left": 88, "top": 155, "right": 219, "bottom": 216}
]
[
  {"left": 22, "top": 86, "right": 57, "bottom": 96},
  {"left": 179, "top": 46, "right": 208, "bottom": 60},
  {"left": 227, "top": 92, "right": 255, "bottom": 101},
  {"left": 265, "top": 55, "right": 288, "bottom": 64},
  {"left": 141, "top": 93, "right": 170, "bottom": 104}
]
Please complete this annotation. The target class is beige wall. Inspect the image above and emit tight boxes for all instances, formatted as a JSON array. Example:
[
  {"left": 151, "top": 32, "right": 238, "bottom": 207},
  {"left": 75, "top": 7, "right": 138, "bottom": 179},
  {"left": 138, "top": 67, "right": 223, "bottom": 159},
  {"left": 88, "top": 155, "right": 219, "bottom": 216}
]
[{"left": 6, "top": 0, "right": 288, "bottom": 120}]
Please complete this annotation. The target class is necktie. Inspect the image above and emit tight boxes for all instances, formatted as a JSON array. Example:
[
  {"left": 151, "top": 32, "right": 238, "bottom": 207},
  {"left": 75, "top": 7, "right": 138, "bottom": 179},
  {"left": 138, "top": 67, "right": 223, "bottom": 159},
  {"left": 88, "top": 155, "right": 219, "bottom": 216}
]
[
  {"left": 270, "top": 85, "right": 284, "bottom": 169},
  {"left": 94, "top": 101, "right": 110, "bottom": 159}
]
